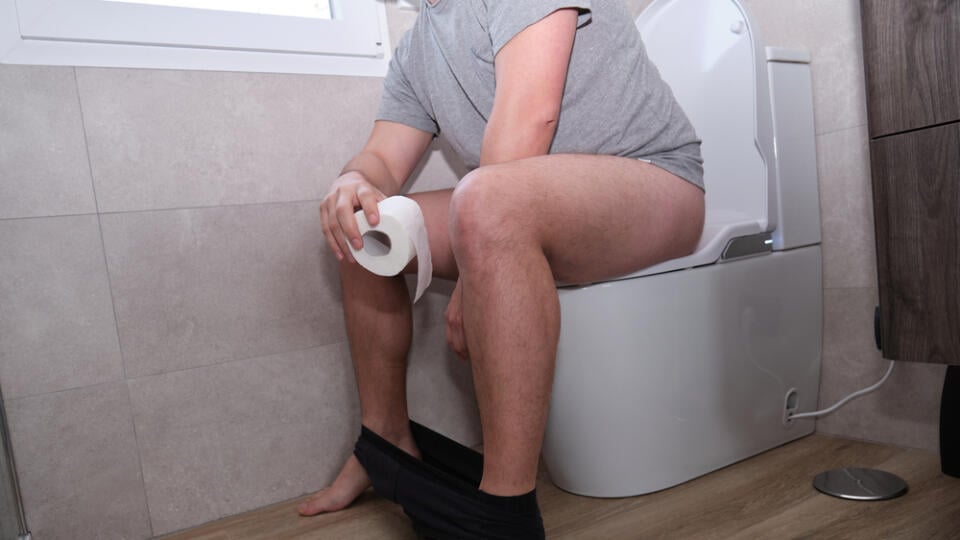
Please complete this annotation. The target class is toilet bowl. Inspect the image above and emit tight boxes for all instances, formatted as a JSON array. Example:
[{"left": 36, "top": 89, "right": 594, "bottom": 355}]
[{"left": 541, "top": 0, "right": 823, "bottom": 497}]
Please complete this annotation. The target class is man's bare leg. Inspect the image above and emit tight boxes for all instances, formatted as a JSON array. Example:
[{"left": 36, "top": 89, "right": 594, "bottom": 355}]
[
  {"left": 449, "top": 154, "right": 704, "bottom": 496},
  {"left": 297, "top": 265, "right": 414, "bottom": 515},
  {"left": 299, "top": 189, "right": 457, "bottom": 516}
]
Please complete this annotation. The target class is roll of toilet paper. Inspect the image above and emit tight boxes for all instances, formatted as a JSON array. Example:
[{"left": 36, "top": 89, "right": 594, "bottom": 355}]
[{"left": 349, "top": 196, "right": 432, "bottom": 302}]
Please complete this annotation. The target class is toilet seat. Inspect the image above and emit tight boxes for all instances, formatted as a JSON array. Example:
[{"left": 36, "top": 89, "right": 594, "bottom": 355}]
[{"left": 618, "top": 0, "right": 776, "bottom": 280}]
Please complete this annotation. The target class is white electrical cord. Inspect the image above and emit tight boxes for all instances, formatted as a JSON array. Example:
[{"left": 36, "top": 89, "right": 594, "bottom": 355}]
[{"left": 789, "top": 360, "right": 896, "bottom": 420}]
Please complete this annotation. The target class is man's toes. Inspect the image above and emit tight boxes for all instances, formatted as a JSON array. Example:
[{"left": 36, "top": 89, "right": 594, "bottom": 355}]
[
  {"left": 298, "top": 491, "right": 349, "bottom": 516},
  {"left": 297, "top": 500, "right": 315, "bottom": 516},
  {"left": 298, "top": 492, "right": 329, "bottom": 516}
]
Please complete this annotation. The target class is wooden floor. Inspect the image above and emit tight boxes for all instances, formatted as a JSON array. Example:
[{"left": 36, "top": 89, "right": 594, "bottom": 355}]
[{"left": 159, "top": 434, "right": 960, "bottom": 539}]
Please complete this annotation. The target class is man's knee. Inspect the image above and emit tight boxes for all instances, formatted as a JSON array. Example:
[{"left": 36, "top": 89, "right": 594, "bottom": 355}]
[{"left": 449, "top": 166, "right": 534, "bottom": 264}]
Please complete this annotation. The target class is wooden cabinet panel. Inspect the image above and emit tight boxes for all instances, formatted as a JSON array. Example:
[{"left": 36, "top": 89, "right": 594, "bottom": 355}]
[
  {"left": 871, "top": 123, "right": 960, "bottom": 363},
  {"left": 861, "top": 0, "right": 960, "bottom": 138}
]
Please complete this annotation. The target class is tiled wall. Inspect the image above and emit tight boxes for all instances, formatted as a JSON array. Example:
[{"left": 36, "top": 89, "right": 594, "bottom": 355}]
[
  {"left": 0, "top": 4, "right": 479, "bottom": 538},
  {"left": 0, "top": 0, "right": 948, "bottom": 538}
]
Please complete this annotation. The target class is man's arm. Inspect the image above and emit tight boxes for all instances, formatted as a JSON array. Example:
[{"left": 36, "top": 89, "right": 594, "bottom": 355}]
[
  {"left": 321, "top": 120, "right": 433, "bottom": 261},
  {"left": 480, "top": 8, "right": 579, "bottom": 166},
  {"left": 343, "top": 120, "right": 435, "bottom": 197}
]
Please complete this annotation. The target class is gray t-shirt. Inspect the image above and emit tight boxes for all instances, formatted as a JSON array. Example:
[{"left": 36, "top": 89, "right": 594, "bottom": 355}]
[{"left": 377, "top": 0, "right": 704, "bottom": 191}]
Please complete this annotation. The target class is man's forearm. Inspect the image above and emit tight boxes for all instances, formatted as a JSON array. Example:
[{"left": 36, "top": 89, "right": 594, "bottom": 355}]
[{"left": 340, "top": 150, "right": 403, "bottom": 196}]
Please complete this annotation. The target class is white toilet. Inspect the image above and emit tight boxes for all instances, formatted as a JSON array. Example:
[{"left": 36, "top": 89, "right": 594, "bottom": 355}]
[{"left": 541, "top": 0, "right": 823, "bottom": 497}]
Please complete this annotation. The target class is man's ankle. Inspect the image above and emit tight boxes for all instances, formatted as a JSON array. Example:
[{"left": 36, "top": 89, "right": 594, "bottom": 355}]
[{"left": 361, "top": 417, "right": 413, "bottom": 444}]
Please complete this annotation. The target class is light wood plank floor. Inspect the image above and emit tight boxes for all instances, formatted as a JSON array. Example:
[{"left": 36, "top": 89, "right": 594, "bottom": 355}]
[{"left": 159, "top": 435, "right": 960, "bottom": 539}]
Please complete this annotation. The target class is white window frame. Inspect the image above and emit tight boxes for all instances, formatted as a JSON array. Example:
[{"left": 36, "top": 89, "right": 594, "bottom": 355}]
[{"left": 0, "top": 0, "right": 390, "bottom": 76}]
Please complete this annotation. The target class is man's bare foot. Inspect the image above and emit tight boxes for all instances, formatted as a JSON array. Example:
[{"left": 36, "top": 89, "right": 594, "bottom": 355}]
[
  {"left": 298, "top": 426, "right": 421, "bottom": 516},
  {"left": 297, "top": 454, "right": 370, "bottom": 515}
]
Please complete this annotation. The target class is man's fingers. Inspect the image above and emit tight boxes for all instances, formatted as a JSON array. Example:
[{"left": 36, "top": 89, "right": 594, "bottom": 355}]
[
  {"left": 356, "top": 185, "right": 384, "bottom": 227},
  {"left": 445, "top": 279, "right": 468, "bottom": 359},
  {"left": 319, "top": 204, "right": 343, "bottom": 261},
  {"left": 319, "top": 174, "right": 384, "bottom": 262},
  {"left": 324, "top": 194, "right": 356, "bottom": 262},
  {"left": 323, "top": 223, "right": 343, "bottom": 261},
  {"left": 455, "top": 331, "right": 468, "bottom": 360},
  {"left": 446, "top": 324, "right": 467, "bottom": 360},
  {"left": 335, "top": 190, "right": 364, "bottom": 251}
]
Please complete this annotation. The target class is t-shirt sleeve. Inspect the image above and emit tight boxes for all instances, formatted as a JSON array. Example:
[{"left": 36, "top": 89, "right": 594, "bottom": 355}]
[
  {"left": 487, "top": 0, "right": 592, "bottom": 56},
  {"left": 376, "top": 38, "right": 440, "bottom": 135}
]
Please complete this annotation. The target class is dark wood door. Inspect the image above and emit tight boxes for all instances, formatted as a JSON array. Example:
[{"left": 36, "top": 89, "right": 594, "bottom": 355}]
[
  {"left": 871, "top": 123, "right": 960, "bottom": 363},
  {"left": 860, "top": 0, "right": 960, "bottom": 138}
]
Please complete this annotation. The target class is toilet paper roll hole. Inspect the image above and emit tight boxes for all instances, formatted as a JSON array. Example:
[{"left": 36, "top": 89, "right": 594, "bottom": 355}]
[{"left": 362, "top": 230, "right": 392, "bottom": 256}]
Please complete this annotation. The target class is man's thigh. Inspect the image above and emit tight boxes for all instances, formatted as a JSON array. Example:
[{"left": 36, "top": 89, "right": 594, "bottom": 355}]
[
  {"left": 404, "top": 188, "right": 458, "bottom": 280},
  {"left": 454, "top": 154, "right": 705, "bottom": 284}
]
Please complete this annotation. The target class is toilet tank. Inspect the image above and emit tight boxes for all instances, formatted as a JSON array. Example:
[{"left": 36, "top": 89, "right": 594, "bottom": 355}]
[{"left": 766, "top": 47, "right": 822, "bottom": 250}]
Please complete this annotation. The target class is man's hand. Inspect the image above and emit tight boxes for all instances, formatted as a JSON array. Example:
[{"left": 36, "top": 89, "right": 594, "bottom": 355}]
[
  {"left": 319, "top": 121, "right": 435, "bottom": 262},
  {"left": 445, "top": 278, "right": 468, "bottom": 360},
  {"left": 320, "top": 172, "right": 387, "bottom": 262}
]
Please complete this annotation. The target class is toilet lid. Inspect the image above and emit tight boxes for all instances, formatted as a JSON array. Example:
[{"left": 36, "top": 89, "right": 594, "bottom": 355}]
[{"left": 630, "top": 0, "right": 771, "bottom": 279}]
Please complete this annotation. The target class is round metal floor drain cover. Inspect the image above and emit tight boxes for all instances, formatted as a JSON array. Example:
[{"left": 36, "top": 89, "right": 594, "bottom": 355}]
[{"left": 813, "top": 467, "right": 908, "bottom": 501}]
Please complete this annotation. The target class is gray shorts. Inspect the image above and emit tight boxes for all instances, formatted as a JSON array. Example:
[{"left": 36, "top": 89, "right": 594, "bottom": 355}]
[{"left": 641, "top": 141, "right": 705, "bottom": 192}]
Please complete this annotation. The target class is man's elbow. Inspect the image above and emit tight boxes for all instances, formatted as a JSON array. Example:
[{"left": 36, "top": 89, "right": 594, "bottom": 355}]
[
  {"left": 531, "top": 103, "right": 561, "bottom": 131},
  {"left": 482, "top": 103, "right": 562, "bottom": 162},
  {"left": 520, "top": 106, "right": 560, "bottom": 143},
  {"left": 503, "top": 96, "right": 561, "bottom": 131}
]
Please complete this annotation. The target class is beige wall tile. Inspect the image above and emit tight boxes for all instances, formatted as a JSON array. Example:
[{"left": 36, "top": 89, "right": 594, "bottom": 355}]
[
  {"left": 385, "top": 1, "right": 420, "bottom": 46},
  {"left": 0, "top": 65, "right": 96, "bottom": 219},
  {"left": 626, "top": 0, "right": 653, "bottom": 16},
  {"left": 407, "top": 310, "right": 482, "bottom": 448},
  {"left": 817, "top": 125, "right": 877, "bottom": 289},
  {"left": 6, "top": 382, "right": 152, "bottom": 539},
  {"left": 127, "top": 343, "right": 359, "bottom": 535},
  {"left": 403, "top": 138, "right": 467, "bottom": 194},
  {"left": 743, "top": 0, "right": 868, "bottom": 135},
  {"left": 410, "top": 278, "right": 455, "bottom": 331},
  {"left": 100, "top": 201, "right": 345, "bottom": 377},
  {"left": 76, "top": 68, "right": 383, "bottom": 212},
  {"left": 0, "top": 6, "right": 459, "bottom": 540},
  {"left": 817, "top": 288, "right": 944, "bottom": 451},
  {"left": 0, "top": 215, "right": 123, "bottom": 398}
]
